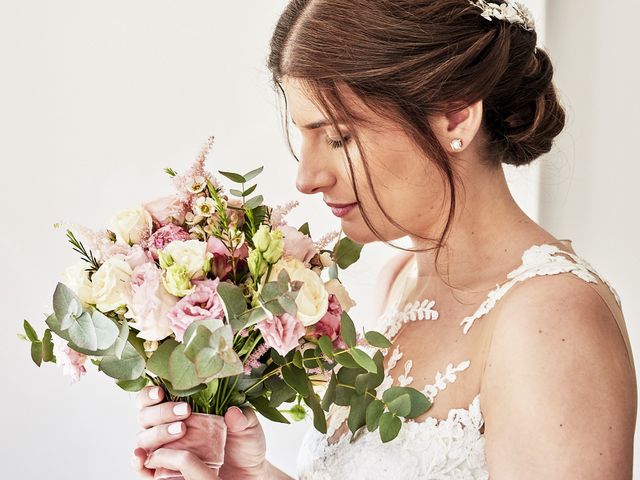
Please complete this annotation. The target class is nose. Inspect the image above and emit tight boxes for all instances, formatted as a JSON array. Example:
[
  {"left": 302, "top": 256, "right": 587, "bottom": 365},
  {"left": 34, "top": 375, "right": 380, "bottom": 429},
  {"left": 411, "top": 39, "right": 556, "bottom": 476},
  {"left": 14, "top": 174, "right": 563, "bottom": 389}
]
[{"left": 295, "top": 156, "right": 336, "bottom": 196}]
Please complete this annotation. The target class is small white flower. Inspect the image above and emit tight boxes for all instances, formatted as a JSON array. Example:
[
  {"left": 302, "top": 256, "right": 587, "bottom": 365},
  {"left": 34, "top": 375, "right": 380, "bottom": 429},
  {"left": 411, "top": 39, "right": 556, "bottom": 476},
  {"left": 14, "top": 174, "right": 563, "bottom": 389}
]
[
  {"left": 193, "top": 196, "right": 216, "bottom": 218},
  {"left": 187, "top": 175, "right": 207, "bottom": 194}
]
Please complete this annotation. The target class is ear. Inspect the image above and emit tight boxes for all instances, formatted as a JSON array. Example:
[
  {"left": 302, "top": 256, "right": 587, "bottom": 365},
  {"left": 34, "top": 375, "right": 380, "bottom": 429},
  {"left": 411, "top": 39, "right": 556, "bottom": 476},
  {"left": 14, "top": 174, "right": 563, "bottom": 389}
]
[{"left": 430, "top": 99, "right": 483, "bottom": 153}]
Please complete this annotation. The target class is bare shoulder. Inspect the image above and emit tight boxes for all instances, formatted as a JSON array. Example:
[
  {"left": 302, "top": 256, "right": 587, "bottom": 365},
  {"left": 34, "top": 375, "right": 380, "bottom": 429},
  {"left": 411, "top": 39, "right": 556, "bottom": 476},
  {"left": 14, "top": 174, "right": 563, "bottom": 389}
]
[
  {"left": 481, "top": 272, "right": 636, "bottom": 479},
  {"left": 372, "top": 251, "right": 413, "bottom": 318}
]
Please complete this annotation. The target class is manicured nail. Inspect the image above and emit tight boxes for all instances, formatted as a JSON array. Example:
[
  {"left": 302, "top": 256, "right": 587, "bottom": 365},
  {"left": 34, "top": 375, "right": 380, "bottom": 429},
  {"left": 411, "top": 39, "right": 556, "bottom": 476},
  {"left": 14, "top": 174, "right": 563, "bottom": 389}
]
[
  {"left": 168, "top": 422, "right": 183, "bottom": 435},
  {"left": 149, "top": 387, "right": 160, "bottom": 400},
  {"left": 173, "top": 403, "right": 188, "bottom": 416}
]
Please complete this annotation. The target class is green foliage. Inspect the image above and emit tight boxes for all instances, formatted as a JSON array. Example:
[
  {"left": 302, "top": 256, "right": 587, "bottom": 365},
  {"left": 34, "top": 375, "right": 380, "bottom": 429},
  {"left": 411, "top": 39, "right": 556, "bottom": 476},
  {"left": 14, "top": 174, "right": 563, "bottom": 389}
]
[{"left": 332, "top": 237, "right": 363, "bottom": 269}]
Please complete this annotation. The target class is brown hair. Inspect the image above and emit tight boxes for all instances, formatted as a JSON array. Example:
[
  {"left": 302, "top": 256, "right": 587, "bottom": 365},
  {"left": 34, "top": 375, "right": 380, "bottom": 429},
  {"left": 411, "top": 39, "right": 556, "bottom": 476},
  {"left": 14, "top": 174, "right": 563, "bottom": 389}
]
[{"left": 266, "top": 0, "right": 566, "bottom": 274}]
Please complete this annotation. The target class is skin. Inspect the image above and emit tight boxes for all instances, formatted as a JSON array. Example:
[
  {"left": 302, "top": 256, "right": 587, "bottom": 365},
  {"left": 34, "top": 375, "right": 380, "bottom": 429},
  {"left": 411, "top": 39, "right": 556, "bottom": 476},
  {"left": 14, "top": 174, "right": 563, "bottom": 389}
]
[{"left": 133, "top": 75, "right": 636, "bottom": 478}]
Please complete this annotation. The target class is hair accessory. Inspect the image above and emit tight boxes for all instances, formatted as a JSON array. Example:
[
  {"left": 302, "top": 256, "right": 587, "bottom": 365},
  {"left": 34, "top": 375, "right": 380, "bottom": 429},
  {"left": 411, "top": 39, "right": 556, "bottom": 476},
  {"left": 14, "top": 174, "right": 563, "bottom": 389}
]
[
  {"left": 450, "top": 138, "right": 463, "bottom": 151},
  {"left": 468, "top": 0, "right": 536, "bottom": 32}
]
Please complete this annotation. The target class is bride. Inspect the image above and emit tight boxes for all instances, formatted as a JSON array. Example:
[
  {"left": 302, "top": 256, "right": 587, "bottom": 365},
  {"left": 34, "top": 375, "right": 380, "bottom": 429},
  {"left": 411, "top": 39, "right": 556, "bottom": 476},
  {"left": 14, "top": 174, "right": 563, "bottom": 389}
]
[{"left": 132, "top": 1, "right": 637, "bottom": 478}]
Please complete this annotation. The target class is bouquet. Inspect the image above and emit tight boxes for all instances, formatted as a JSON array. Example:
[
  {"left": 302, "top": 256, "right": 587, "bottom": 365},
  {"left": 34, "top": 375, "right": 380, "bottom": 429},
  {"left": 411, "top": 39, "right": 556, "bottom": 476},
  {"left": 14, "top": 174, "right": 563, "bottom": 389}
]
[{"left": 19, "top": 136, "right": 432, "bottom": 476}]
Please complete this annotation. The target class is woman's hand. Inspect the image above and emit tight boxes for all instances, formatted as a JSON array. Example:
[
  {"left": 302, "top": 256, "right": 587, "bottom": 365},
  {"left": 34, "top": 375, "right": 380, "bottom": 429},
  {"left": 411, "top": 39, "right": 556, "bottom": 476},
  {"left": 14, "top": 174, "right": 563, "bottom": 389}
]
[
  {"left": 132, "top": 446, "right": 220, "bottom": 479},
  {"left": 132, "top": 385, "right": 269, "bottom": 479}
]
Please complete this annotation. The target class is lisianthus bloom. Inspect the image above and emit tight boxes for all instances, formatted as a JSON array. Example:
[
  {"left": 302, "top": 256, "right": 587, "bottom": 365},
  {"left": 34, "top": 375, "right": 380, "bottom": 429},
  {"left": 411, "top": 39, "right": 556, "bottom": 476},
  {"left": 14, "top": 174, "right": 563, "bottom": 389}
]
[
  {"left": 52, "top": 336, "right": 88, "bottom": 383},
  {"left": 146, "top": 224, "right": 190, "bottom": 260},
  {"left": 167, "top": 278, "right": 225, "bottom": 342},
  {"left": 278, "top": 225, "right": 316, "bottom": 266},
  {"left": 309, "top": 293, "right": 342, "bottom": 342},
  {"left": 257, "top": 312, "right": 305, "bottom": 356},
  {"left": 160, "top": 239, "right": 212, "bottom": 280},
  {"left": 125, "top": 262, "right": 177, "bottom": 341},
  {"left": 268, "top": 257, "right": 329, "bottom": 326}
]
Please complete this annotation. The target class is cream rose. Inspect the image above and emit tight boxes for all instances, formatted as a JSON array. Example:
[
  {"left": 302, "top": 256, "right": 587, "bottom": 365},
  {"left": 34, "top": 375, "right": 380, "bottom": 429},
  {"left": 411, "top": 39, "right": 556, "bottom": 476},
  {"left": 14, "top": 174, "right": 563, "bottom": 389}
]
[
  {"left": 269, "top": 257, "right": 329, "bottom": 326},
  {"left": 108, "top": 206, "right": 153, "bottom": 245},
  {"left": 162, "top": 239, "right": 212, "bottom": 280},
  {"left": 324, "top": 278, "right": 356, "bottom": 312},
  {"left": 91, "top": 255, "right": 133, "bottom": 312},
  {"left": 62, "top": 262, "right": 96, "bottom": 305}
]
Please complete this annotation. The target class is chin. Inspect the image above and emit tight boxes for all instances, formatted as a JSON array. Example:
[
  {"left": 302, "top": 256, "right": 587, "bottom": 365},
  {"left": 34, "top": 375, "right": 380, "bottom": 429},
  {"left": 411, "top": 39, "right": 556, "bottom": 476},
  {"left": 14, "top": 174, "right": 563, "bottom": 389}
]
[{"left": 341, "top": 220, "right": 398, "bottom": 245}]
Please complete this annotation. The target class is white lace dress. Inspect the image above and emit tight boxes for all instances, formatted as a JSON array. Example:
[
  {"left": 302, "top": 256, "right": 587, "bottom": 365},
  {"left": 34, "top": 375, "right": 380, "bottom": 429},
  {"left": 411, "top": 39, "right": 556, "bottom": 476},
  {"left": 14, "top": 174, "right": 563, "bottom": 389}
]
[{"left": 297, "top": 242, "right": 627, "bottom": 480}]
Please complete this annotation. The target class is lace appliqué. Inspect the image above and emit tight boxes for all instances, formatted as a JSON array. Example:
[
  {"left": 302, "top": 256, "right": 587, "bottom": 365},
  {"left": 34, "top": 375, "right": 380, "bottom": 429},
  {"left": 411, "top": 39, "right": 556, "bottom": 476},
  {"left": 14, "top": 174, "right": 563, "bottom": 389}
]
[
  {"left": 421, "top": 360, "right": 472, "bottom": 402},
  {"left": 379, "top": 298, "right": 439, "bottom": 339},
  {"left": 460, "top": 244, "right": 601, "bottom": 334}
]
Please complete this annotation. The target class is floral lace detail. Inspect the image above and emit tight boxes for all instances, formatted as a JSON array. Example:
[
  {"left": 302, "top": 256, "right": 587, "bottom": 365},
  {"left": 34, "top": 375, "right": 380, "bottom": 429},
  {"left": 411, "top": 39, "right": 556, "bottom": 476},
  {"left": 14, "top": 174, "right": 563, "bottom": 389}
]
[
  {"left": 460, "top": 244, "right": 600, "bottom": 334},
  {"left": 379, "top": 298, "right": 439, "bottom": 339},
  {"left": 298, "top": 394, "right": 488, "bottom": 480},
  {"left": 421, "top": 360, "right": 472, "bottom": 402}
]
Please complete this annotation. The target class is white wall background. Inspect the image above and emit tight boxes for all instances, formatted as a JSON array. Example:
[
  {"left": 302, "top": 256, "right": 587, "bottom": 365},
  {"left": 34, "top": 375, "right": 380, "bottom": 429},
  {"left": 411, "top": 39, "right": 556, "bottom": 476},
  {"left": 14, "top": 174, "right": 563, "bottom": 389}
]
[{"left": 1, "top": 0, "right": 636, "bottom": 478}]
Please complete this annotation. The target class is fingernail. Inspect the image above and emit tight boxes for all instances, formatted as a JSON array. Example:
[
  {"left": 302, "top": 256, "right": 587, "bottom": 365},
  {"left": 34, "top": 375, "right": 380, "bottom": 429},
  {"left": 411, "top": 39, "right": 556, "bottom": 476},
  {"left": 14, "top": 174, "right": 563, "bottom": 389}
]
[
  {"left": 168, "top": 422, "right": 183, "bottom": 435},
  {"left": 173, "top": 403, "right": 188, "bottom": 416},
  {"left": 149, "top": 387, "right": 160, "bottom": 400}
]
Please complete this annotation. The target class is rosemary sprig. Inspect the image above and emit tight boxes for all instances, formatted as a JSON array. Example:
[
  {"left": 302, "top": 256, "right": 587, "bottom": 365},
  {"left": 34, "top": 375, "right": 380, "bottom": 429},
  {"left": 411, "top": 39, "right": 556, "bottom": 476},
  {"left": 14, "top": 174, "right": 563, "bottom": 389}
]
[{"left": 66, "top": 229, "right": 100, "bottom": 278}]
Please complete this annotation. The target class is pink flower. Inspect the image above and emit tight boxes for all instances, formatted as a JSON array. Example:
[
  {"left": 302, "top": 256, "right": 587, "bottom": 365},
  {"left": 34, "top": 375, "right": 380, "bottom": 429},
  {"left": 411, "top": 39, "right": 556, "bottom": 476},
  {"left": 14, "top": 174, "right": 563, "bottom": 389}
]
[
  {"left": 125, "top": 244, "right": 155, "bottom": 269},
  {"left": 125, "top": 262, "right": 177, "bottom": 341},
  {"left": 206, "top": 237, "right": 249, "bottom": 280},
  {"left": 278, "top": 225, "right": 316, "bottom": 265},
  {"left": 144, "top": 195, "right": 189, "bottom": 227},
  {"left": 52, "top": 336, "right": 88, "bottom": 383},
  {"left": 309, "top": 294, "right": 342, "bottom": 342},
  {"left": 257, "top": 313, "right": 305, "bottom": 356},
  {"left": 167, "top": 278, "right": 225, "bottom": 342},
  {"left": 146, "top": 224, "right": 191, "bottom": 260}
]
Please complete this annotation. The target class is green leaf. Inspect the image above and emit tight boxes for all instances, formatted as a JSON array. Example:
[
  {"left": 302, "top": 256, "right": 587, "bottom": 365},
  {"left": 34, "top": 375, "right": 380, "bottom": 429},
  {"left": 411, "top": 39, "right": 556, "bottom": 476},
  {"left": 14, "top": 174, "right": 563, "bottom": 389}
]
[
  {"left": 168, "top": 343, "right": 201, "bottom": 390},
  {"left": 333, "top": 350, "right": 359, "bottom": 368},
  {"left": 318, "top": 335, "right": 334, "bottom": 360},
  {"left": 249, "top": 396, "right": 290, "bottom": 424},
  {"left": 340, "top": 312, "right": 356, "bottom": 348},
  {"left": 216, "top": 282, "right": 249, "bottom": 332},
  {"left": 334, "top": 385, "right": 355, "bottom": 406},
  {"left": 91, "top": 310, "right": 120, "bottom": 350},
  {"left": 282, "top": 365, "right": 310, "bottom": 397},
  {"left": 332, "top": 237, "right": 363, "bottom": 270},
  {"left": 379, "top": 412, "right": 402, "bottom": 443},
  {"left": 218, "top": 170, "right": 246, "bottom": 183},
  {"left": 53, "top": 283, "right": 83, "bottom": 328},
  {"left": 45, "top": 313, "right": 70, "bottom": 342},
  {"left": 364, "top": 331, "right": 392, "bottom": 348},
  {"left": 350, "top": 348, "right": 377, "bottom": 373},
  {"left": 268, "top": 381, "right": 296, "bottom": 408},
  {"left": 366, "top": 399, "right": 385, "bottom": 431},
  {"left": 164, "top": 379, "right": 208, "bottom": 397},
  {"left": 116, "top": 376, "right": 149, "bottom": 392},
  {"left": 184, "top": 324, "right": 214, "bottom": 362},
  {"left": 241, "top": 184, "right": 258, "bottom": 196},
  {"left": 242, "top": 166, "right": 264, "bottom": 182},
  {"left": 68, "top": 312, "right": 97, "bottom": 351},
  {"left": 386, "top": 393, "right": 411, "bottom": 417},
  {"left": 298, "top": 223, "right": 310, "bottom": 236},
  {"left": 278, "top": 293, "right": 298, "bottom": 316},
  {"left": 23, "top": 319, "right": 39, "bottom": 342},
  {"left": 30, "top": 341, "right": 43, "bottom": 367},
  {"left": 304, "top": 390, "right": 327, "bottom": 434},
  {"left": 382, "top": 386, "right": 432, "bottom": 419},
  {"left": 348, "top": 393, "right": 371, "bottom": 433},
  {"left": 99, "top": 342, "right": 145, "bottom": 380},
  {"left": 229, "top": 188, "right": 244, "bottom": 197},
  {"left": 42, "top": 329, "right": 55, "bottom": 362},
  {"left": 146, "top": 338, "right": 179, "bottom": 379},
  {"left": 244, "top": 195, "right": 264, "bottom": 210},
  {"left": 292, "top": 350, "right": 303, "bottom": 369},
  {"left": 321, "top": 371, "right": 338, "bottom": 411},
  {"left": 194, "top": 347, "right": 224, "bottom": 378},
  {"left": 270, "top": 349, "right": 286, "bottom": 366}
]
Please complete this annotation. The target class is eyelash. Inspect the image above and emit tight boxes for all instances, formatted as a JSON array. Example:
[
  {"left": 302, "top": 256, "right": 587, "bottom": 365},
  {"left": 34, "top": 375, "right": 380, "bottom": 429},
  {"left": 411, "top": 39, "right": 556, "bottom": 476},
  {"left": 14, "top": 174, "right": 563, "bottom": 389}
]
[{"left": 326, "top": 134, "right": 352, "bottom": 150}]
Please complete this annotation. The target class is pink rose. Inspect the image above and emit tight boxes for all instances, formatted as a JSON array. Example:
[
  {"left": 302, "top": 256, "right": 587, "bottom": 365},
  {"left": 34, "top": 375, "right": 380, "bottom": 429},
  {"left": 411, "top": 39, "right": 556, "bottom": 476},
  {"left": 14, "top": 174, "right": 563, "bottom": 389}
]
[
  {"left": 278, "top": 225, "right": 316, "bottom": 265},
  {"left": 125, "top": 262, "right": 177, "bottom": 341},
  {"left": 146, "top": 224, "right": 191, "bottom": 260},
  {"left": 257, "top": 313, "right": 305, "bottom": 356},
  {"left": 309, "top": 294, "right": 342, "bottom": 342},
  {"left": 167, "top": 278, "right": 225, "bottom": 342},
  {"left": 144, "top": 195, "right": 188, "bottom": 226},
  {"left": 52, "top": 336, "right": 88, "bottom": 383}
]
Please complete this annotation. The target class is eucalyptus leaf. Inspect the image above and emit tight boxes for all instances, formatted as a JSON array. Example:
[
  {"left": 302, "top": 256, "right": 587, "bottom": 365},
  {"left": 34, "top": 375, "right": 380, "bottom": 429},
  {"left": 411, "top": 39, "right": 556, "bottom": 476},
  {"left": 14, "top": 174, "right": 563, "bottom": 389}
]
[
  {"left": 99, "top": 342, "right": 145, "bottom": 380},
  {"left": 304, "top": 390, "right": 327, "bottom": 434},
  {"left": 168, "top": 344, "right": 201, "bottom": 390},
  {"left": 282, "top": 365, "right": 309, "bottom": 397},
  {"left": 164, "top": 379, "right": 208, "bottom": 398},
  {"left": 332, "top": 237, "right": 363, "bottom": 270},
  {"left": 91, "top": 310, "right": 120, "bottom": 350},
  {"left": 23, "top": 319, "right": 38, "bottom": 342},
  {"left": 348, "top": 393, "right": 371, "bottom": 433},
  {"left": 379, "top": 412, "right": 402, "bottom": 443},
  {"left": 244, "top": 195, "right": 264, "bottom": 210},
  {"left": 45, "top": 313, "right": 70, "bottom": 342},
  {"left": 350, "top": 348, "right": 377, "bottom": 373},
  {"left": 52, "top": 282, "right": 83, "bottom": 327},
  {"left": 218, "top": 170, "right": 246, "bottom": 183},
  {"left": 68, "top": 312, "right": 97, "bottom": 351},
  {"left": 116, "top": 376, "right": 149, "bottom": 392},
  {"left": 364, "top": 331, "right": 392, "bottom": 348},
  {"left": 194, "top": 347, "right": 224, "bottom": 378},
  {"left": 42, "top": 329, "right": 55, "bottom": 362},
  {"left": 318, "top": 336, "right": 334, "bottom": 360},
  {"left": 242, "top": 166, "right": 264, "bottom": 182},
  {"left": 217, "top": 282, "right": 249, "bottom": 332},
  {"left": 146, "top": 338, "right": 180, "bottom": 379},
  {"left": 382, "top": 386, "right": 432, "bottom": 419},
  {"left": 386, "top": 393, "right": 411, "bottom": 417},
  {"left": 321, "top": 371, "right": 337, "bottom": 411},
  {"left": 229, "top": 188, "right": 244, "bottom": 197},
  {"left": 366, "top": 399, "right": 385, "bottom": 432},
  {"left": 333, "top": 350, "right": 359, "bottom": 369},
  {"left": 298, "top": 223, "right": 310, "bottom": 236},
  {"left": 340, "top": 312, "right": 356, "bottom": 348},
  {"left": 249, "top": 396, "right": 290, "bottom": 424},
  {"left": 30, "top": 341, "right": 43, "bottom": 367},
  {"left": 242, "top": 184, "right": 258, "bottom": 196}
]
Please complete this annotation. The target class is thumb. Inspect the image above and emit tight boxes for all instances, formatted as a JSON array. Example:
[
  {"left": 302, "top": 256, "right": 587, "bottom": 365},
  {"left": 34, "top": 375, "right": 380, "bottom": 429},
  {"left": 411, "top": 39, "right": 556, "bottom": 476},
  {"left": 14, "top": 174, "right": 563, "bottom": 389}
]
[{"left": 224, "top": 406, "right": 258, "bottom": 433}]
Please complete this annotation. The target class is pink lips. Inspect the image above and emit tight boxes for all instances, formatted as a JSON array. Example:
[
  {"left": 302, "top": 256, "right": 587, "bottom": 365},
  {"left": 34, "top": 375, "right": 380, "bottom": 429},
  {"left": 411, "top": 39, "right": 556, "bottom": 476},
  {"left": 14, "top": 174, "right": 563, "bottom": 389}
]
[{"left": 325, "top": 201, "right": 358, "bottom": 218}]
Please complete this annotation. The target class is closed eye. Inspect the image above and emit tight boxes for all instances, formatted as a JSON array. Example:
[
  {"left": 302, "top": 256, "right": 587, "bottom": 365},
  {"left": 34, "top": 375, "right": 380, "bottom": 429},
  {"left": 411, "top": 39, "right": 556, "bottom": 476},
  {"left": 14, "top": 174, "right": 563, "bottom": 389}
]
[{"left": 326, "top": 134, "right": 352, "bottom": 150}]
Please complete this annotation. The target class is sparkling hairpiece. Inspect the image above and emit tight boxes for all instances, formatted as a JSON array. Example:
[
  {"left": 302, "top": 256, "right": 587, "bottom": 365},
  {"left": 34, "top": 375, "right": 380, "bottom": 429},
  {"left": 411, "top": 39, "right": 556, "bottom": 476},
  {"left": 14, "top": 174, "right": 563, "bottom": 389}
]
[{"left": 468, "top": 0, "right": 536, "bottom": 32}]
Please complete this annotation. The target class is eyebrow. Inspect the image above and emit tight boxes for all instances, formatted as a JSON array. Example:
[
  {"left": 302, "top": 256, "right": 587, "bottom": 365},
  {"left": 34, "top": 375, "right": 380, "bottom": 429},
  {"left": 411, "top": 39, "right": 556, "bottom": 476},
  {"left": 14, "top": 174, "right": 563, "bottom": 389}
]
[{"left": 291, "top": 118, "right": 336, "bottom": 130}]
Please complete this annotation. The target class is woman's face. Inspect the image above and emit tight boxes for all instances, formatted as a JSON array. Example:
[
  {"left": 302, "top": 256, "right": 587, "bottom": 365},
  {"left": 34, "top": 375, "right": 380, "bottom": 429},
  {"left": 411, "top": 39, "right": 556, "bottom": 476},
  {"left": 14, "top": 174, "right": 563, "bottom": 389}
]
[{"left": 281, "top": 76, "right": 452, "bottom": 245}]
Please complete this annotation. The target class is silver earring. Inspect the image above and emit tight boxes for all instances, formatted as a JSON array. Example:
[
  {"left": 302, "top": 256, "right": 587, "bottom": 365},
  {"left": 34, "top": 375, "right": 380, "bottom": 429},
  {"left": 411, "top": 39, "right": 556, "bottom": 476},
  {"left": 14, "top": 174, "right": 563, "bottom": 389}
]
[{"left": 450, "top": 138, "right": 463, "bottom": 152}]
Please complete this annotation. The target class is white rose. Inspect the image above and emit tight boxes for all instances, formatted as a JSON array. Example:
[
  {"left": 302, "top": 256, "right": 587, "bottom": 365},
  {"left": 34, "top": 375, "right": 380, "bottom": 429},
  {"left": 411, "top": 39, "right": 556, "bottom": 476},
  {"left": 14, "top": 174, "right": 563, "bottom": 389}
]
[
  {"left": 108, "top": 206, "right": 153, "bottom": 245},
  {"left": 269, "top": 257, "right": 329, "bottom": 326},
  {"left": 163, "top": 239, "right": 212, "bottom": 279},
  {"left": 62, "top": 262, "right": 96, "bottom": 305},
  {"left": 324, "top": 278, "right": 357, "bottom": 312},
  {"left": 319, "top": 251, "right": 334, "bottom": 268},
  {"left": 91, "top": 255, "right": 133, "bottom": 312}
]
